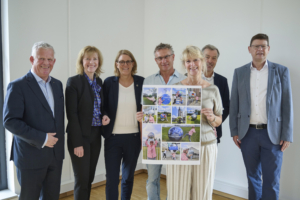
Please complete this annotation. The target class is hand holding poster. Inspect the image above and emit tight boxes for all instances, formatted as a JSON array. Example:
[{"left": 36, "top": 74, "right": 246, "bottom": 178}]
[{"left": 142, "top": 85, "right": 202, "bottom": 165}]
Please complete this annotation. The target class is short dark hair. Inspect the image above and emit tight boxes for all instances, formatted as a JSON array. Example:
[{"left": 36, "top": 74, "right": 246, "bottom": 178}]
[
  {"left": 202, "top": 44, "right": 220, "bottom": 58},
  {"left": 154, "top": 43, "right": 174, "bottom": 55},
  {"left": 250, "top": 33, "right": 269, "bottom": 46}
]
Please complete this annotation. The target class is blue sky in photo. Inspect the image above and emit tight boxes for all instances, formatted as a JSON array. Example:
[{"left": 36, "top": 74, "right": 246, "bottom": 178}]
[
  {"left": 158, "top": 88, "right": 172, "bottom": 97},
  {"left": 172, "top": 88, "right": 187, "bottom": 95},
  {"left": 158, "top": 106, "right": 171, "bottom": 113}
]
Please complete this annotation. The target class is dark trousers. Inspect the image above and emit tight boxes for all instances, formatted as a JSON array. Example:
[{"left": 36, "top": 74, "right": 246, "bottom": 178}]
[
  {"left": 16, "top": 155, "right": 63, "bottom": 200},
  {"left": 104, "top": 133, "right": 141, "bottom": 200},
  {"left": 241, "top": 127, "right": 283, "bottom": 200},
  {"left": 68, "top": 126, "right": 102, "bottom": 200}
]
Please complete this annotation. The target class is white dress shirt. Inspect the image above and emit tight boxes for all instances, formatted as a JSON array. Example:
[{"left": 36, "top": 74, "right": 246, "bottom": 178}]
[
  {"left": 30, "top": 69, "right": 55, "bottom": 147},
  {"left": 202, "top": 72, "right": 214, "bottom": 85},
  {"left": 249, "top": 61, "right": 268, "bottom": 124}
]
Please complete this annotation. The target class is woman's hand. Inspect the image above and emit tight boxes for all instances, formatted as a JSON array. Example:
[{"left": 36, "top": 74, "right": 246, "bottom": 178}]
[
  {"left": 201, "top": 108, "right": 215, "bottom": 122},
  {"left": 74, "top": 146, "right": 84, "bottom": 157},
  {"left": 102, "top": 115, "right": 110, "bottom": 125},
  {"left": 136, "top": 111, "right": 144, "bottom": 122}
]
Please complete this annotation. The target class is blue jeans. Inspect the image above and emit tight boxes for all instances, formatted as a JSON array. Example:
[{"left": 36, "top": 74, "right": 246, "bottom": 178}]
[
  {"left": 241, "top": 127, "right": 283, "bottom": 200},
  {"left": 146, "top": 164, "right": 162, "bottom": 200}
]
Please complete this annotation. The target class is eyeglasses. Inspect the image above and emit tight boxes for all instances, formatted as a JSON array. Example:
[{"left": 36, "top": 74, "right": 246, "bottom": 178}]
[
  {"left": 185, "top": 59, "right": 200, "bottom": 64},
  {"left": 118, "top": 60, "right": 133, "bottom": 65},
  {"left": 155, "top": 54, "right": 173, "bottom": 62},
  {"left": 251, "top": 45, "right": 269, "bottom": 50}
]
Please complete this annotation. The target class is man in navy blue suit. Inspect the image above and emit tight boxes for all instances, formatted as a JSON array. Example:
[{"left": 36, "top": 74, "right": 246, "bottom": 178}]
[
  {"left": 202, "top": 44, "right": 230, "bottom": 143},
  {"left": 3, "top": 42, "right": 65, "bottom": 200}
]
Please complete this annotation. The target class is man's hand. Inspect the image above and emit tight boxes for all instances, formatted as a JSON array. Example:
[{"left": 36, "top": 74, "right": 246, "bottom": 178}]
[
  {"left": 280, "top": 140, "right": 290, "bottom": 152},
  {"left": 45, "top": 133, "right": 58, "bottom": 148},
  {"left": 102, "top": 115, "right": 110, "bottom": 126},
  {"left": 136, "top": 111, "right": 144, "bottom": 122},
  {"left": 74, "top": 146, "right": 84, "bottom": 157},
  {"left": 233, "top": 135, "right": 241, "bottom": 149}
]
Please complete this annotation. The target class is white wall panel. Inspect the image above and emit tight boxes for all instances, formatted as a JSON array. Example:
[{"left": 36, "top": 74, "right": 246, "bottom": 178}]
[{"left": 4, "top": 0, "right": 300, "bottom": 199}]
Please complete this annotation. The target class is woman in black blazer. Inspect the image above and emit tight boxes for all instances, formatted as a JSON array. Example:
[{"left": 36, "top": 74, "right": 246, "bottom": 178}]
[
  {"left": 65, "top": 46, "right": 110, "bottom": 200},
  {"left": 103, "top": 50, "right": 144, "bottom": 200}
]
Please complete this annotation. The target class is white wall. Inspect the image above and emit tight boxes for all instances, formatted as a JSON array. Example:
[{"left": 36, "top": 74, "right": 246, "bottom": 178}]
[
  {"left": 144, "top": 0, "right": 300, "bottom": 199},
  {"left": 4, "top": 0, "right": 145, "bottom": 195},
  {"left": 3, "top": 0, "right": 300, "bottom": 199}
]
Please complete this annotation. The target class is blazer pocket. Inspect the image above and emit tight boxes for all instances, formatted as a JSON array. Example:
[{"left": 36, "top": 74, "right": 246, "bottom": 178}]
[{"left": 277, "top": 117, "right": 282, "bottom": 121}]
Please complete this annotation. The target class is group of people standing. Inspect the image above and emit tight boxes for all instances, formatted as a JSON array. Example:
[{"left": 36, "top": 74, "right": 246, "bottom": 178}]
[{"left": 3, "top": 33, "right": 293, "bottom": 200}]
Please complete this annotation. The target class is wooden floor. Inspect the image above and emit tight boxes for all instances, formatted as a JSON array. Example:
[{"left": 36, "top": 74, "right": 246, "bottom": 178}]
[{"left": 60, "top": 172, "right": 246, "bottom": 200}]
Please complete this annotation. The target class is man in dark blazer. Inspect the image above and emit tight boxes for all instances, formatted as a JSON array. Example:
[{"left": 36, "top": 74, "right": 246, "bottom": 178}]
[
  {"left": 230, "top": 34, "right": 293, "bottom": 199},
  {"left": 3, "top": 42, "right": 65, "bottom": 200},
  {"left": 202, "top": 44, "right": 230, "bottom": 143}
]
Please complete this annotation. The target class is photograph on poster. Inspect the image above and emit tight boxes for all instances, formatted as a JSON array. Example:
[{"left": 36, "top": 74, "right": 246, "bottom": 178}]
[
  {"left": 142, "top": 124, "right": 161, "bottom": 160},
  {"left": 161, "top": 143, "right": 180, "bottom": 161},
  {"left": 181, "top": 143, "right": 200, "bottom": 161},
  {"left": 172, "top": 88, "right": 187, "bottom": 105},
  {"left": 172, "top": 106, "right": 186, "bottom": 124},
  {"left": 162, "top": 124, "right": 200, "bottom": 142},
  {"left": 187, "top": 88, "right": 201, "bottom": 106},
  {"left": 157, "top": 106, "right": 172, "bottom": 124},
  {"left": 186, "top": 107, "right": 201, "bottom": 124},
  {"left": 157, "top": 88, "right": 172, "bottom": 106},
  {"left": 143, "top": 87, "right": 157, "bottom": 105},
  {"left": 143, "top": 106, "right": 157, "bottom": 123}
]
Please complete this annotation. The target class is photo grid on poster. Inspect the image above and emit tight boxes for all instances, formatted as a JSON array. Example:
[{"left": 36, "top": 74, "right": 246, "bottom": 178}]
[{"left": 142, "top": 85, "right": 202, "bottom": 165}]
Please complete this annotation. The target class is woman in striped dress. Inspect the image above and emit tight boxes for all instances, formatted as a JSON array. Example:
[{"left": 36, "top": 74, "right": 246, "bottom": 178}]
[{"left": 166, "top": 45, "right": 223, "bottom": 200}]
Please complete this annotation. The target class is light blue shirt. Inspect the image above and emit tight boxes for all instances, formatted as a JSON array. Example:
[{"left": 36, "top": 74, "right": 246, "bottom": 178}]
[
  {"left": 143, "top": 69, "right": 185, "bottom": 86},
  {"left": 30, "top": 69, "right": 55, "bottom": 148}
]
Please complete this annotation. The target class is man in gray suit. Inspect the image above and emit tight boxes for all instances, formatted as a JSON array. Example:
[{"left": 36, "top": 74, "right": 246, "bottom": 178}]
[{"left": 229, "top": 33, "right": 293, "bottom": 200}]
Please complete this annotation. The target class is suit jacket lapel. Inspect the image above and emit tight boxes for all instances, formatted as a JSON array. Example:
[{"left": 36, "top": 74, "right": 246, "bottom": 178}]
[
  {"left": 244, "top": 64, "right": 251, "bottom": 105},
  {"left": 213, "top": 73, "right": 220, "bottom": 87},
  {"left": 113, "top": 77, "right": 119, "bottom": 115},
  {"left": 133, "top": 75, "right": 141, "bottom": 109},
  {"left": 50, "top": 79, "right": 60, "bottom": 118},
  {"left": 267, "top": 61, "right": 275, "bottom": 103},
  {"left": 26, "top": 72, "right": 53, "bottom": 117},
  {"left": 81, "top": 75, "right": 94, "bottom": 105}
]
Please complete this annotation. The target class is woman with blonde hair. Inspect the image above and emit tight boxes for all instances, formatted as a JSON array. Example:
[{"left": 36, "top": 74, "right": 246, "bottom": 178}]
[
  {"left": 66, "top": 46, "right": 110, "bottom": 200},
  {"left": 103, "top": 50, "right": 144, "bottom": 200},
  {"left": 166, "top": 46, "right": 223, "bottom": 200}
]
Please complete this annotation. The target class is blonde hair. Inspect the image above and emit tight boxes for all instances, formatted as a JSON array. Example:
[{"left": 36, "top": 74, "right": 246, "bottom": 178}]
[
  {"left": 76, "top": 46, "right": 104, "bottom": 77},
  {"left": 114, "top": 50, "right": 137, "bottom": 77},
  {"left": 181, "top": 45, "right": 207, "bottom": 75}
]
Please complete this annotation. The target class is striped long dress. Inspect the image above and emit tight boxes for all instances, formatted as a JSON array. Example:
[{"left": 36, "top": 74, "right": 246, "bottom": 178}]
[{"left": 166, "top": 84, "right": 222, "bottom": 200}]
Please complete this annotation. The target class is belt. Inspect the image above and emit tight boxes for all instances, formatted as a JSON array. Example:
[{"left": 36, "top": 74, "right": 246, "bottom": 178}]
[{"left": 249, "top": 124, "right": 267, "bottom": 129}]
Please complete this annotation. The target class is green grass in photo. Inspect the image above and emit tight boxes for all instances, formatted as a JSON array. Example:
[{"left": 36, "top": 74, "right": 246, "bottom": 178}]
[
  {"left": 186, "top": 115, "right": 201, "bottom": 124},
  {"left": 143, "top": 97, "right": 156, "bottom": 105},
  {"left": 143, "top": 146, "right": 161, "bottom": 160},
  {"left": 162, "top": 126, "right": 200, "bottom": 142}
]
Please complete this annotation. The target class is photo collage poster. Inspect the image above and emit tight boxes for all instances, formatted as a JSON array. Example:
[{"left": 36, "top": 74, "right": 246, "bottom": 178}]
[{"left": 142, "top": 85, "right": 202, "bottom": 165}]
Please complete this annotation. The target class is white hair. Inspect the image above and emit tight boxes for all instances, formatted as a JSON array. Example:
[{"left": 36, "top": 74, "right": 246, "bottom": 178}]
[{"left": 31, "top": 41, "right": 55, "bottom": 58}]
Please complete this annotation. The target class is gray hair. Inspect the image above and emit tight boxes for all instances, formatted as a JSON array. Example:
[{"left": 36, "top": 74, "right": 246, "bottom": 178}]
[
  {"left": 31, "top": 41, "right": 55, "bottom": 58},
  {"left": 202, "top": 44, "right": 220, "bottom": 58},
  {"left": 154, "top": 43, "right": 174, "bottom": 55}
]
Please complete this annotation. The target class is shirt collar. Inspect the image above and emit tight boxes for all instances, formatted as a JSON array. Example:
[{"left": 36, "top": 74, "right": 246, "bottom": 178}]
[
  {"left": 30, "top": 69, "right": 51, "bottom": 83},
  {"left": 250, "top": 60, "right": 268, "bottom": 71},
  {"left": 202, "top": 72, "right": 214, "bottom": 80},
  {"left": 155, "top": 69, "right": 180, "bottom": 77},
  {"left": 84, "top": 72, "right": 96, "bottom": 86}
]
